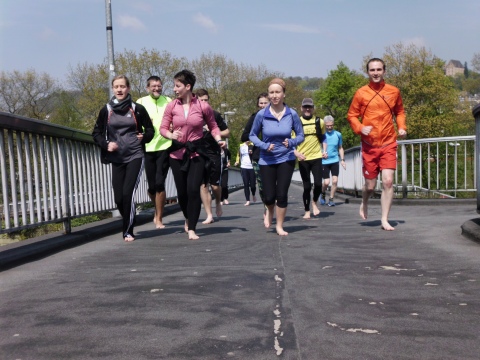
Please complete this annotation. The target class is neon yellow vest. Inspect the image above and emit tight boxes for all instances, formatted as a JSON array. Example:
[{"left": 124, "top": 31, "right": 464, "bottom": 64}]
[{"left": 136, "top": 95, "right": 172, "bottom": 152}]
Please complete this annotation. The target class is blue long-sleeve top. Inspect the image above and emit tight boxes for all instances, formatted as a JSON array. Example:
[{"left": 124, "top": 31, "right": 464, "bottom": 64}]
[{"left": 249, "top": 104, "right": 304, "bottom": 165}]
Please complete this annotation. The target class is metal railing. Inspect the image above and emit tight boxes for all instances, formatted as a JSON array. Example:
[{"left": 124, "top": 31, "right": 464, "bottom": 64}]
[
  {"left": 0, "top": 112, "right": 242, "bottom": 234},
  {"left": 336, "top": 136, "right": 476, "bottom": 199}
]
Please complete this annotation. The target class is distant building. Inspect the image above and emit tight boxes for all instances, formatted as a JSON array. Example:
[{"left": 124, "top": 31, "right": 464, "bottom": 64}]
[{"left": 445, "top": 60, "right": 464, "bottom": 77}]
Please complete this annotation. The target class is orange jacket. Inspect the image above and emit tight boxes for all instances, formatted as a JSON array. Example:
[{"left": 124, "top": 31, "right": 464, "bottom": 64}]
[{"left": 347, "top": 81, "right": 406, "bottom": 147}]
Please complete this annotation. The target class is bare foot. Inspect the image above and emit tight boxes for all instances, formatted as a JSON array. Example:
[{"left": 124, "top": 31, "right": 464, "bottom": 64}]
[
  {"left": 276, "top": 227, "right": 288, "bottom": 236},
  {"left": 244, "top": 201, "right": 250, "bottom": 206},
  {"left": 220, "top": 201, "right": 224, "bottom": 205},
  {"left": 224, "top": 199, "right": 229, "bottom": 205},
  {"left": 188, "top": 230, "right": 199, "bottom": 240},
  {"left": 184, "top": 220, "right": 189, "bottom": 233},
  {"left": 303, "top": 211, "right": 311, "bottom": 219},
  {"left": 252, "top": 196, "right": 257, "bottom": 203},
  {"left": 264, "top": 208, "right": 273, "bottom": 228},
  {"left": 216, "top": 202, "right": 223, "bottom": 217},
  {"left": 124, "top": 235, "right": 135, "bottom": 242},
  {"left": 381, "top": 221, "right": 395, "bottom": 231},
  {"left": 155, "top": 222, "right": 166, "bottom": 229},
  {"left": 202, "top": 216, "right": 214, "bottom": 225},
  {"left": 312, "top": 202, "right": 320, "bottom": 216},
  {"left": 359, "top": 202, "right": 368, "bottom": 220}
]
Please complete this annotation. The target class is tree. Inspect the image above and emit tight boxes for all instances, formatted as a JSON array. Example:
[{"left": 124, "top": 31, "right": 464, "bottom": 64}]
[
  {"left": 114, "top": 48, "right": 188, "bottom": 99},
  {"left": 471, "top": 53, "right": 480, "bottom": 73},
  {"left": 464, "top": 61, "right": 469, "bottom": 78},
  {"left": 313, "top": 62, "right": 367, "bottom": 148},
  {"left": 0, "top": 69, "right": 59, "bottom": 119},
  {"left": 66, "top": 62, "right": 110, "bottom": 130}
]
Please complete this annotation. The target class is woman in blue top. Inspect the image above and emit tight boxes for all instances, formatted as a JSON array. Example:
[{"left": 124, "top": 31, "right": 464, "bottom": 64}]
[{"left": 249, "top": 78, "right": 304, "bottom": 235}]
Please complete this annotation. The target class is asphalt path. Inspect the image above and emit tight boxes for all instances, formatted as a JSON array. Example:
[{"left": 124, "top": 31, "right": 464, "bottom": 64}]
[{"left": 1, "top": 184, "right": 479, "bottom": 360}]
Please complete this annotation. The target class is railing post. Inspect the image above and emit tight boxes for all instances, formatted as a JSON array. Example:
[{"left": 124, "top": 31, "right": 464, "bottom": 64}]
[
  {"left": 473, "top": 104, "right": 480, "bottom": 213},
  {"left": 401, "top": 143, "right": 407, "bottom": 199}
]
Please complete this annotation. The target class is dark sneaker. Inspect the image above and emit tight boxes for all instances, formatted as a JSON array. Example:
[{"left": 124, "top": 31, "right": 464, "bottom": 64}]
[{"left": 328, "top": 199, "right": 335, "bottom": 207}]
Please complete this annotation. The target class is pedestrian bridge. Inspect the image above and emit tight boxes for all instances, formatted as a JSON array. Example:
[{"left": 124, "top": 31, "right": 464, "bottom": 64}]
[
  {"left": 0, "top": 111, "right": 477, "bottom": 237},
  {"left": 2, "top": 98, "right": 480, "bottom": 359},
  {"left": 1, "top": 182, "right": 479, "bottom": 359}
]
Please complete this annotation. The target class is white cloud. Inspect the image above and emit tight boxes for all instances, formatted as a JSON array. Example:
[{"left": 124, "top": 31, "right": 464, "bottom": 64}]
[
  {"left": 193, "top": 13, "right": 218, "bottom": 33},
  {"left": 261, "top": 24, "right": 320, "bottom": 34},
  {"left": 117, "top": 15, "right": 147, "bottom": 32}
]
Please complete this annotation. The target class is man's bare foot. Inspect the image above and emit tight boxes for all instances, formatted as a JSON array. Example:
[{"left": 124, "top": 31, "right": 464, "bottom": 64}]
[
  {"left": 244, "top": 201, "right": 250, "bottom": 206},
  {"left": 224, "top": 199, "right": 229, "bottom": 205},
  {"left": 312, "top": 202, "right": 320, "bottom": 216},
  {"left": 359, "top": 202, "right": 368, "bottom": 220},
  {"left": 155, "top": 221, "right": 166, "bottom": 229},
  {"left": 276, "top": 227, "right": 288, "bottom": 236},
  {"left": 303, "top": 211, "right": 311, "bottom": 219},
  {"left": 216, "top": 202, "right": 223, "bottom": 217},
  {"left": 202, "top": 216, "right": 214, "bottom": 225},
  {"left": 184, "top": 220, "right": 189, "bottom": 233},
  {"left": 264, "top": 208, "right": 273, "bottom": 228},
  {"left": 188, "top": 230, "right": 199, "bottom": 240},
  {"left": 381, "top": 221, "right": 395, "bottom": 231}
]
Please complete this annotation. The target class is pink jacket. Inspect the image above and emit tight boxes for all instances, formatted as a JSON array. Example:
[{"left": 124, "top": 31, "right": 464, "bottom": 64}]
[{"left": 161, "top": 96, "right": 221, "bottom": 159}]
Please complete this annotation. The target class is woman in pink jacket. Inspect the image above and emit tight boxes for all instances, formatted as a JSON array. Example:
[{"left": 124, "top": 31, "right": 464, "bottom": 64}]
[{"left": 161, "top": 70, "right": 225, "bottom": 240}]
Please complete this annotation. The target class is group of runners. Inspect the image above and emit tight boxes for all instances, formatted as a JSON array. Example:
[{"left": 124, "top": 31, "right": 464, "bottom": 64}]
[{"left": 93, "top": 58, "right": 407, "bottom": 241}]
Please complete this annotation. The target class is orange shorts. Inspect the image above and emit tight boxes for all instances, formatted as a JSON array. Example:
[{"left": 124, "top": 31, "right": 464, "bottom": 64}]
[{"left": 361, "top": 141, "right": 397, "bottom": 179}]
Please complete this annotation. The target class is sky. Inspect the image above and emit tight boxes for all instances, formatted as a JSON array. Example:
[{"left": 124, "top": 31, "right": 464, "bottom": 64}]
[{"left": 1, "top": 0, "right": 479, "bottom": 86}]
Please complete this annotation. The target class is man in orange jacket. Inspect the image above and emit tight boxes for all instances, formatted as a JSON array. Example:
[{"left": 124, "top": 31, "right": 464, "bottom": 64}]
[{"left": 347, "top": 58, "right": 407, "bottom": 231}]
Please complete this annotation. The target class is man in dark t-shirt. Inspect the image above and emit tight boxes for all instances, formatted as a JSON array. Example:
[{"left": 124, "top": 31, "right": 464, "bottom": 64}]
[{"left": 196, "top": 89, "right": 230, "bottom": 224}]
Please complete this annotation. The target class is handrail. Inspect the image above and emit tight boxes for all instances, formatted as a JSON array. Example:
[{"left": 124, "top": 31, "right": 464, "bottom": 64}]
[{"left": 0, "top": 112, "right": 242, "bottom": 235}]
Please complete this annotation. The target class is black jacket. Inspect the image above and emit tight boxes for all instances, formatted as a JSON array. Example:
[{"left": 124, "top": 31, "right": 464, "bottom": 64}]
[{"left": 92, "top": 102, "right": 154, "bottom": 164}]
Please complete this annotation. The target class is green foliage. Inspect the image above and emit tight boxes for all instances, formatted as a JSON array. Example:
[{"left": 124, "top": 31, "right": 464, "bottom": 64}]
[
  {"left": 382, "top": 43, "right": 462, "bottom": 139},
  {"left": 313, "top": 62, "right": 367, "bottom": 148}
]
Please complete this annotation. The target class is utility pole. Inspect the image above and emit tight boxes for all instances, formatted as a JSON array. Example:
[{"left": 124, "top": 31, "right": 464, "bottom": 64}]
[{"left": 105, "top": 0, "right": 115, "bottom": 98}]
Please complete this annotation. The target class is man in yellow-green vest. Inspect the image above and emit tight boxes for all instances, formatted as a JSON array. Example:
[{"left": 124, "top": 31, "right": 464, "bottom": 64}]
[{"left": 137, "top": 76, "right": 172, "bottom": 229}]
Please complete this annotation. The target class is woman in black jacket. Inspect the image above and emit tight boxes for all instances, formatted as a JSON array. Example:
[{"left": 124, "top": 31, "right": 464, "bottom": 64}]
[{"left": 92, "top": 75, "right": 154, "bottom": 242}]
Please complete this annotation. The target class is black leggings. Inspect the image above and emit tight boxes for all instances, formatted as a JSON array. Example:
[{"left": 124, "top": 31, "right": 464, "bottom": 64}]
[
  {"left": 259, "top": 160, "right": 295, "bottom": 208},
  {"left": 241, "top": 168, "right": 256, "bottom": 201},
  {"left": 298, "top": 158, "right": 323, "bottom": 211},
  {"left": 144, "top": 150, "right": 170, "bottom": 194},
  {"left": 221, "top": 169, "right": 229, "bottom": 201},
  {"left": 169, "top": 156, "right": 205, "bottom": 231},
  {"left": 111, "top": 158, "right": 144, "bottom": 237}
]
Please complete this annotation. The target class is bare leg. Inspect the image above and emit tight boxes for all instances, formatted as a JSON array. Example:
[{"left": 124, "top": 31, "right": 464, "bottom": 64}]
[
  {"left": 330, "top": 176, "right": 338, "bottom": 201},
  {"left": 200, "top": 184, "right": 214, "bottom": 224},
  {"left": 211, "top": 184, "right": 223, "bottom": 217},
  {"left": 154, "top": 191, "right": 166, "bottom": 229},
  {"left": 184, "top": 219, "right": 189, "bottom": 233},
  {"left": 360, "top": 178, "right": 376, "bottom": 220},
  {"left": 380, "top": 169, "right": 395, "bottom": 231},
  {"left": 148, "top": 192, "right": 157, "bottom": 224},
  {"left": 264, "top": 204, "right": 274, "bottom": 228},
  {"left": 275, "top": 205, "right": 288, "bottom": 236}
]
